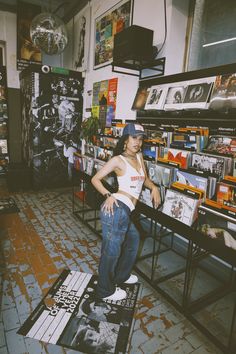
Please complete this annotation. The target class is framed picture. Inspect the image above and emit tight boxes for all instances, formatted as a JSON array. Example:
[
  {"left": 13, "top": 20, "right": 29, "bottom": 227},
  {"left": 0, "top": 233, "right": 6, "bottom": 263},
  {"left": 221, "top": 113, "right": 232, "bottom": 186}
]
[
  {"left": 94, "top": 0, "right": 133, "bottom": 69},
  {"left": 73, "top": 5, "right": 91, "bottom": 72}
]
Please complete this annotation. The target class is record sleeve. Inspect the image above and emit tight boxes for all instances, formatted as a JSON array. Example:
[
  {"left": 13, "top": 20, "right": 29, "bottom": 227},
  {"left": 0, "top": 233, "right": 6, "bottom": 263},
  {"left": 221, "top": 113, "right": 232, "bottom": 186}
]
[
  {"left": 0, "top": 139, "right": 8, "bottom": 154},
  {"left": 176, "top": 169, "right": 208, "bottom": 196},
  {"left": 182, "top": 77, "right": 215, "bottom": 110},
  {"left": 131, "top": 86, "right": 149, "bottom": 110},
  {"left": 164, "top": 82, "right": 187, "bottom": 111},
  {"left": 216, "top": 182, "right": 236, "bottom": 209},
  {"left": 84, "top": 156, "right": 95, "bottom": 176},
  {"left": 162, "top": 188, "right": 200, "bottom": 226},
  {"left": 93, "top": 159, "right": 115, "bottom": 186},
  {"left": 209, "top": 73, "right": 236, "bottom": 110},
  {"left": 103, "top": 136, "right": 118, "bottom": 149},
  {"left": 139, "top": 187, "right": 153, "bottom": 208},
  {"left": 205, "top": 135, "right": 236, "bottom": 157},
  {"left": 112, "top": 123, "right": 125, "bottom": 137},
  {"left": 73, "top": 153, "right": 84, "bottom": 172},
  {"left": 84, "top": 144, "right": 96, "bottom": 158},
  {"left": 144, "top": 85, "right": 168, "bottom": 110},
  {"left": 146, "top": 160, "right": 176, "bottom": 187},
  {"left": 198, "top": 204, "right": 236, "bottom": 250},
  {"left": 190, "top": 152, "right": 228, "bottom": 178},
  {"left": 0, "top": 122, "right": 7, "bottom": 139},
  {"left": 170, "top": 132, "right": 198, "bottom": 151},
  {"left": 96, "top": 146, "right": 113, "bottom": 161},
  {"left": 142, "top": 143, "right": 158, "bottom": 161},
  {"left": 162, "top": 147, "right": 191, "bottom": 169}
]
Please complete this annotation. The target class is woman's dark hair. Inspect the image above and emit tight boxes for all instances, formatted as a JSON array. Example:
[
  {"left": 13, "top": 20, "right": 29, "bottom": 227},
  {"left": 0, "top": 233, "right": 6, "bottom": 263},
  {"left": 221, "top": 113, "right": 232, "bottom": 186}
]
[{"left": 113, "top": 135, "right": 128, "bottom": 156}]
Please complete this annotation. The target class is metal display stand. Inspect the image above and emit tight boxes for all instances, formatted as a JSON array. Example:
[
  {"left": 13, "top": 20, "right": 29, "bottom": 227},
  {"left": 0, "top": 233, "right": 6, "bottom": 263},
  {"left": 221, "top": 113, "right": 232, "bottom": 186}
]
[
  {"left": 72, "top": 170, "right": 102, "bottom": 237},
  {"left": 72, "top": 62, "right": 236, "bottom": 353}
]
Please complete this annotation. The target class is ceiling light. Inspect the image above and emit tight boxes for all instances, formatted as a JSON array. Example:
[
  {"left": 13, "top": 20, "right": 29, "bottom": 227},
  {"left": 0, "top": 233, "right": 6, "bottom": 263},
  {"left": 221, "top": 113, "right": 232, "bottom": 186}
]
[{"left": 203, "top": 37, "right": 236, "bottom": 48}]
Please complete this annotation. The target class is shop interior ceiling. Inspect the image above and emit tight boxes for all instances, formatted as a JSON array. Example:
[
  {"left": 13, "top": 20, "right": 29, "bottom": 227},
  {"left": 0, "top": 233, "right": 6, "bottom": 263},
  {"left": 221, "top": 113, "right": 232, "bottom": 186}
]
[{"left": 0, "top": 0, "right": 89, "bottom": 22}]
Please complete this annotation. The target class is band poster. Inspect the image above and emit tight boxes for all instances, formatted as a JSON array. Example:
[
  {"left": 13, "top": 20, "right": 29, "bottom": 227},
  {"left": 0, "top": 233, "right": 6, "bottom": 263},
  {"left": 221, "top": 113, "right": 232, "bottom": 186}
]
[
  {"left": 17, "top": 1, "right": 42, "bottom": 71},
  {"left": 92, "top": 78, "right": 118, "bottom": 128},
  {"left": 18, "top": 269, "right": 140, "bottom": 354},
  {"left": 0, "top": 66, "right": 9, "bottom": 175},
  {"left": 94, "top": 0, "right": 133, "bottom": 69}
]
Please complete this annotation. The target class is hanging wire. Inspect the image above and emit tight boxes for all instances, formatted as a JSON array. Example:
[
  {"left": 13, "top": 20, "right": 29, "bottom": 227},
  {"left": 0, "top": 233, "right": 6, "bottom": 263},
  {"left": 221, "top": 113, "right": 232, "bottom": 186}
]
[{"left": 157, "top": 0, "right": 167, "bottom": 55}]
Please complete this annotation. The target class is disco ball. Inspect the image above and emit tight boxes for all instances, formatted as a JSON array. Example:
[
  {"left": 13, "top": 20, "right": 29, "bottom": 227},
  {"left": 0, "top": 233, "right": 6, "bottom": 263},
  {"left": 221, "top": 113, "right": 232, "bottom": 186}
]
[{"left": 30, "top": 12, "right": 68, "bottom": 55}]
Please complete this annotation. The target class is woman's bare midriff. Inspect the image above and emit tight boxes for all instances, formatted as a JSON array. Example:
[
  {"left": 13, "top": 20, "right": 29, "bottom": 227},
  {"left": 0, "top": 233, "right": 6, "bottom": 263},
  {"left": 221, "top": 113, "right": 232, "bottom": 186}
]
[{"left": 117, "top": 190, "right": 138, "bottom": 206}]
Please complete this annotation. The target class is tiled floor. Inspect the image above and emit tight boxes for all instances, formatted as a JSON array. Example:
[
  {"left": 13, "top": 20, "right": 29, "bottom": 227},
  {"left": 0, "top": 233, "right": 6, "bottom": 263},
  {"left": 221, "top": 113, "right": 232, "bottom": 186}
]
[{"left": 0, "top": 178, "right": 226, "bottom": 354}]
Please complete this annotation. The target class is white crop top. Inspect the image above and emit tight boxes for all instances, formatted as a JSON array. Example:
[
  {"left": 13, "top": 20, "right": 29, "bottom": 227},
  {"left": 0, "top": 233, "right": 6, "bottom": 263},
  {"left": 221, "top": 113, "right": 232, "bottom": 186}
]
[{"left": 116, "top": 154, "right": 145, "bottom": 199}]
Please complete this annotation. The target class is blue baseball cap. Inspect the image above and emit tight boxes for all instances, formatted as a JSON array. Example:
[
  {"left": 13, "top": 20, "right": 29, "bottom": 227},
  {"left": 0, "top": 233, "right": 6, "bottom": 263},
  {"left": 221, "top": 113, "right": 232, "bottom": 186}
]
[{"left": 122, "top": 123, "right": 145, "bottom": 137}]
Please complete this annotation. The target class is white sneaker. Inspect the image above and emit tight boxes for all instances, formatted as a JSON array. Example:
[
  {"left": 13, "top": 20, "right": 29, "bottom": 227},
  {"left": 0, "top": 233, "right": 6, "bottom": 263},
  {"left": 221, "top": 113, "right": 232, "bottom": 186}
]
[
  {"left": 102, "top": 287, "right": 127, "bottom": 301},
  {"left": 124, "top": 274, "right": 138, "bottom": 284}
]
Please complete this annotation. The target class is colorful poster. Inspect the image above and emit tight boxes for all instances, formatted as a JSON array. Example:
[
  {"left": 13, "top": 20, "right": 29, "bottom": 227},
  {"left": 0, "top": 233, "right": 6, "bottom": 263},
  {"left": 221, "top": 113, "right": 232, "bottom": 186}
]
[
  {"left": 17, "top": 1, "right": 42, "bottom": 71},
  {"left": 92, "top": 78, "right": 118, "bottom": 127},
  {"left": 94, "top": 0, "right": 133, "bottom": 69}
]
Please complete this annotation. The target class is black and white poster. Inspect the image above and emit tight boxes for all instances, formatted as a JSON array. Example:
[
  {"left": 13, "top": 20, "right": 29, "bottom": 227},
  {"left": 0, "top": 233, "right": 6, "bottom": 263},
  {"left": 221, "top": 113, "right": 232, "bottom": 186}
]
[
  {"left": 73, "top": 6, "right": 91, "bottom": 72},
  {"left": 18, "top": 269, "right": 140, "bottom": 354},
  {"left": 144, "top": 85, "right": 168, "bottom": 110},
  {"left": 20, "top": 65, "right": 83, "bottom": 188},
  {"left": 182, "top": 77, "right": 215, "bottom": 110},
  {"left": 164, "top": 82, "right": 187, "bottom": 111},
  {"left": 0, "top": 66, "right": 9, "bottom": 175}
]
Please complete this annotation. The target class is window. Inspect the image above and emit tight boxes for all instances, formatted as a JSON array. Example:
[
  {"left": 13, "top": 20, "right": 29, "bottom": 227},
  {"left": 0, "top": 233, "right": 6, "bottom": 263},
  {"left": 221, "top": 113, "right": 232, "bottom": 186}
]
[
  {"left": 187, "top": 0, "right": 236, "bottom": 70},
  {"left": 0, "top": 41, "right": 6, "bottom": 66}
]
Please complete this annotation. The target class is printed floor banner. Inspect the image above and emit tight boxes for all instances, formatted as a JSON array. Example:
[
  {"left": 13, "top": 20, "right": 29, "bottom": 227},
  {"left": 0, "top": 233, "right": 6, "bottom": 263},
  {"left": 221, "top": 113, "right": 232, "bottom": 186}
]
[
  {"left": 18, "top": 269, "right": 140, "bottom": 353},
  {"left": 0, "top": 197, "right": 19, "bottom": 215}
]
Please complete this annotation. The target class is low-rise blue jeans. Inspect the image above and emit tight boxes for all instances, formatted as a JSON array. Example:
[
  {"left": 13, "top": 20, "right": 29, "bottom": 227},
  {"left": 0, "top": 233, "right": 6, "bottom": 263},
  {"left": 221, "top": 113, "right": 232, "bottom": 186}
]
[{"left": 96, "top": 200, "right": 140, "bottom": 299}]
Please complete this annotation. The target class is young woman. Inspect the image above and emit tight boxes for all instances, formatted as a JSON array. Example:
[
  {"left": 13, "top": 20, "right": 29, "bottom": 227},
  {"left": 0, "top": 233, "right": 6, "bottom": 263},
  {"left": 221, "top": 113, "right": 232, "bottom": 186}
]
[{"left": 91, "top": 123, "right": 161, "bottom": 301}]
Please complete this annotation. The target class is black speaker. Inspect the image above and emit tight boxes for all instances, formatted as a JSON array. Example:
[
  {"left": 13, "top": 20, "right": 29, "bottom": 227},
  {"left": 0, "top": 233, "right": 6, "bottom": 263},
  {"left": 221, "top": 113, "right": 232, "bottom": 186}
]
[{"left": 113, "top": 25, "right": 154, "bottom": 63}]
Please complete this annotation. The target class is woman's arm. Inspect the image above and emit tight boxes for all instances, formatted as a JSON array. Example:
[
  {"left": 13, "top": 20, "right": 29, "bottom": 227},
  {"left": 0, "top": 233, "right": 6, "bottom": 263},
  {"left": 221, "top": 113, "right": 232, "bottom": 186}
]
[{"left": 91, "top": 156, "right": 120, "bottom": 214}]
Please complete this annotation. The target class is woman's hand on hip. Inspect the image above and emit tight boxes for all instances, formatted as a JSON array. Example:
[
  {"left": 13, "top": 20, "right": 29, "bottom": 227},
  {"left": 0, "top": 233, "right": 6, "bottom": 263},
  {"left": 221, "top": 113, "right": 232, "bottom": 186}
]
[{"left": 101, "top": 195, "right": 119, "bottom": 215}]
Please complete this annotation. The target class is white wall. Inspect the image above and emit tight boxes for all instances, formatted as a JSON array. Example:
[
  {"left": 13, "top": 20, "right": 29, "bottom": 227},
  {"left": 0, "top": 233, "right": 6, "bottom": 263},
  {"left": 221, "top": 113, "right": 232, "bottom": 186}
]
[
  {"left": 0, "top": 11, "right": 19, "bottom": 88},
  {"left": 75, "top": 0, "right": 190, "bottom": 120},
  {"left": 1, "top": 0, "right": 190, "bottom": 106}
]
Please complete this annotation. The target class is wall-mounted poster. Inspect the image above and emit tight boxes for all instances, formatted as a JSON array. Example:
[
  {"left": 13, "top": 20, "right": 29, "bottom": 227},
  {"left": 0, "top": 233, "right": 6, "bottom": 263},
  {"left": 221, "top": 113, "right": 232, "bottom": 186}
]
[
  {"left": 0, "top": 66, "right": 9, "bottom": 175},
  {"left": 92, "top": 78, "right": 118, "bottom": 127},
  {"left": 17, "top": 1, "right": 42, "bottom": 71},
  {"left": 94, "top": 0, "right": 133, "bottom": 69},
  {"left": 73, "top": 5, "right": 91, "bottom": 72}
]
